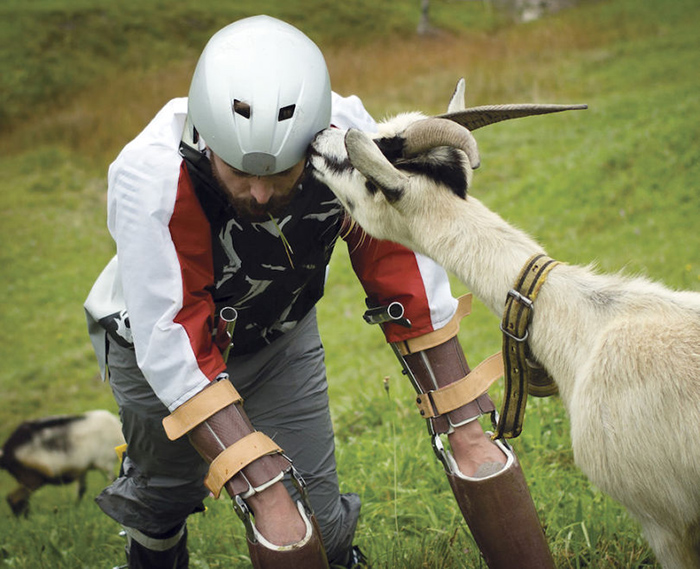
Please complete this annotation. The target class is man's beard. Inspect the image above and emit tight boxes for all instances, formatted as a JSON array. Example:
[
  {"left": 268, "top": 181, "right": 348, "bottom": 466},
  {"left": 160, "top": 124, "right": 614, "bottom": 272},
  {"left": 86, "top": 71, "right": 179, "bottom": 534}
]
[{"left": 211, "top": 167, "right": 302, "bottom": 222}]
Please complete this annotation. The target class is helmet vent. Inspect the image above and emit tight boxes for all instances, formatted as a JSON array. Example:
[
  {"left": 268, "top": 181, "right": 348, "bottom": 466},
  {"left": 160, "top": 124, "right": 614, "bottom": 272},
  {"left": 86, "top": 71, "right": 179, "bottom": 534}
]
[
  {"left": 278, "top": 104, "right": 296, "bottom": 122},
  {"left": 233, "top": 99, "right": 251, "bottom": 119}
]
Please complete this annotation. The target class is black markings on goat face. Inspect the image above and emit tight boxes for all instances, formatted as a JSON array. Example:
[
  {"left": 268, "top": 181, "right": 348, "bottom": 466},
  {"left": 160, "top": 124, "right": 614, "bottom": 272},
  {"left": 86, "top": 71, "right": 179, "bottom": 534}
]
[
  {"left": 307, "top": 147, "right": 353, "bottom": 177},
  {"left": 344, "top": 197, "right": 356, "bottom": 213},
  {"left": 365, "top": 179, "right": 404, "bottom": 204},
  {"left": 374, "top": 136, "right": 406, "bottom": 163},
  {"left": 325, "top": 156, "right": 354, "bottom": 176},
  {"left": 382, "top": 186, "right": 405, "bottom": 204},
  {"left": 397, "top": 147, "right": 469, "bottom": 199}
]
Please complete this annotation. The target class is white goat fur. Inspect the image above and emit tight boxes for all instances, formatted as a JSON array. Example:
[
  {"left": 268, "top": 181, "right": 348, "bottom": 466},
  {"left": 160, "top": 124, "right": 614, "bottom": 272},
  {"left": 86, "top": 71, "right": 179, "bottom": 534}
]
[
  {"left": 1, "top": 410, "right": 124, "bottom": 515},
  {"left": 13, "top": 410, "right": 123, "bottom": 477},
  {"left": 310, "top": 113, "right": 700, "bottom": 567}
]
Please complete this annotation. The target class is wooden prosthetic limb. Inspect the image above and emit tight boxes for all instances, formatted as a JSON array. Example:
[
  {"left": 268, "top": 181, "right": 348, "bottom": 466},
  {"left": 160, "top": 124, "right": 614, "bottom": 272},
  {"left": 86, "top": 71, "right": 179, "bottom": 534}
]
[
  {"left": 247, "top": 501, "right": 329, "bottom": 568},
  {"left": 388, "top": 296, "right": 554, "bottom": 568},
  {"left": 163, "top": 379, "right": 329, "bottom": 569},
  {"left": 400, "top": 336, "right": 499, "bottom": 434},
  {"left": 390, "top": 295, "right": 500, "bottom": 436},
  {"left": 445, "top": 440, "right": 555, "bottom": 569},
  {"left": 163, "top": 379, "right": 289, "bottom": 499}
]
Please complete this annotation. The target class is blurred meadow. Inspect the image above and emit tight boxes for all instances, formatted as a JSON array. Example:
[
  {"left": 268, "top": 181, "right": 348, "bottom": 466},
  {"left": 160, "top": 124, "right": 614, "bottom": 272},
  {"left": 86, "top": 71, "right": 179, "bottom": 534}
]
[{"left": 1, "top": 0, "right": 699, "bottom": 567}]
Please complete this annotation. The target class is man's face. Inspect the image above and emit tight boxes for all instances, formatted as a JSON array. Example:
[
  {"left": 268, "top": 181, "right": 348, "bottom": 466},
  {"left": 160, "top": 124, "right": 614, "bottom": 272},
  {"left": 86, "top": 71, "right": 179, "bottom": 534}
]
[{"left": 210, "top": 152, "right": 306, "bottom": 221}]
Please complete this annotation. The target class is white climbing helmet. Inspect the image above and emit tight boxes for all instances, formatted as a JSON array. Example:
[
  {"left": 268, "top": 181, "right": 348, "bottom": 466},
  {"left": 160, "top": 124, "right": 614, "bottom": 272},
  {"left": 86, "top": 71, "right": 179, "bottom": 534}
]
[{"left": 187, "top": 15, "right": 332, "bottom": 176}]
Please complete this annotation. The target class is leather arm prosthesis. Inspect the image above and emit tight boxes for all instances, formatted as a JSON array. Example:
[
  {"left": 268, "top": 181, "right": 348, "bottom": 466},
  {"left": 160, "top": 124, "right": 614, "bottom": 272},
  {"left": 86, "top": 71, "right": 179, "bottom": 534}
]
[
  {"left": 390, "top": 295, "right": 501, "bottom": 438},
  {"left": 163, "top": 379, "right": 329, "bottom": 568},
  {"left": 163, "top": 379, "right": 288, "bottom": 500},
  {"left": 374, "top": 295, "right": 555, "bottom": 568}
]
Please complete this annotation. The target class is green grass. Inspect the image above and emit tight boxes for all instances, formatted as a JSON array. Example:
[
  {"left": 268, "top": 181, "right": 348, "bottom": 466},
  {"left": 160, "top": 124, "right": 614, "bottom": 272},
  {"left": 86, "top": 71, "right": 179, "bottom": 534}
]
[
  {"left": 2, "top": 0, "right": 700, "bottom": 566},
  {"left": 0, "top": 0, "right": 505, "bottom": 131}
]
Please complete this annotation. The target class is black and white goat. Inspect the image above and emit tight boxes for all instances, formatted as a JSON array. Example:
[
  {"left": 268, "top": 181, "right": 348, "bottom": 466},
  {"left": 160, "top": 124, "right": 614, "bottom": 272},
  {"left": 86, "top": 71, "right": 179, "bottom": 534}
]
[
  {"left": 309, "top": 84, "right": 700, "bottom": 568},
  {"left": 0, "top": 409, "right": 124, "bottom": 516}
]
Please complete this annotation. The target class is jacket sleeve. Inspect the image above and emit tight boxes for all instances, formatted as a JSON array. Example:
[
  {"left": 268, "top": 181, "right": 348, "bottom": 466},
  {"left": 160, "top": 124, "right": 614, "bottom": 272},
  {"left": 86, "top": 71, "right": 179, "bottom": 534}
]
[
  {"left": 331, "top": 91, "right": 378, "bottom": 132},
  {"left": 344, "top": 224, "right": 459, "bottom": 344},
  {"left": 329, "top": 93, "right": 459, "bottom": 343},
  {"left": 107, "top": 98, "right": 225, "bottom": 412}
]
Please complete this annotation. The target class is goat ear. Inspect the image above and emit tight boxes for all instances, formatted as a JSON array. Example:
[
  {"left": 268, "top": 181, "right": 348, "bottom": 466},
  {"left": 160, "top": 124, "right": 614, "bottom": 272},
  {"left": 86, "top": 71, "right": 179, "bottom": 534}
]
[
  {"left": 344, "top": 129, "right": 408, "bottom": 200},
  {"left": 446, "top": 78, "right": 466, "bottom": 114}
]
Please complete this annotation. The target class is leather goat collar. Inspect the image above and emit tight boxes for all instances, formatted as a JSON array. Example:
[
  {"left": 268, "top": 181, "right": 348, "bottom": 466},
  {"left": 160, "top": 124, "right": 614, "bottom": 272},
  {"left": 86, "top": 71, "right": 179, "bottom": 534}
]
[{"left": 494, "top": 254, "right": 560, "bottom": 439}]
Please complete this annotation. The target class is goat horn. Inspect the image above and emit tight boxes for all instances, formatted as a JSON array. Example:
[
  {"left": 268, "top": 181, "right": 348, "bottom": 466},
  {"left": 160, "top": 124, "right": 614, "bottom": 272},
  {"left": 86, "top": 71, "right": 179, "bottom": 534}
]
[
  {"left": 403, "top": 117, "right": 481, "bottom": 169},
  {"left": 437, "top": 103, "right": 588, "bottom": 131}
]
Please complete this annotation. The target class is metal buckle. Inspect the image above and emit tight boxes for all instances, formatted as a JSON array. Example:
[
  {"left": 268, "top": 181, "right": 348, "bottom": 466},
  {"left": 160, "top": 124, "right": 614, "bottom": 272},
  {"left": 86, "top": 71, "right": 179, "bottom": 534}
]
[
  {"left": 500, "top": 289, "right": 533, "bottom": 342},
  {"left": 500, "top": 322, "right": 529, "bottom": 342},
  {"left": 506, "top": 288, "right": 534, "bottom": 309}
]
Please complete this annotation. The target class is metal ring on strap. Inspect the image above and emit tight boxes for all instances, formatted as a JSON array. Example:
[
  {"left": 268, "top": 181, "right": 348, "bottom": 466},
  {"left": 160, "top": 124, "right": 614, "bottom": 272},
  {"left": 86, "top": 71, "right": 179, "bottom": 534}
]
[
  {"left": 396, "top": 294, "right": 473, "bottom": 356},
  {"left": 205, "top": 432, "right": 283, "bottom": 499},
  {"left": 162, "top": 379, "right": 242, "bottom": 441},
  {"left": 415, "top": 352, "right": 504, "bottom": 419}
]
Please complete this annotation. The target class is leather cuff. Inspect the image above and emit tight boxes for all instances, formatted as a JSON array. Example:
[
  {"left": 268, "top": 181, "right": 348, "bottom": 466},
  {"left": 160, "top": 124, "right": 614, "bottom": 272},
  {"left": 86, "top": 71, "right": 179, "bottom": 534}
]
[
  {"left": 162, "top": 379, "right": 241, "bottom": 441},
  {"left": 401, "top": 336, "right": 497, "bottom": 433},
  {"left": 187, "top": 393, "right": 291, "bottom": 499}
]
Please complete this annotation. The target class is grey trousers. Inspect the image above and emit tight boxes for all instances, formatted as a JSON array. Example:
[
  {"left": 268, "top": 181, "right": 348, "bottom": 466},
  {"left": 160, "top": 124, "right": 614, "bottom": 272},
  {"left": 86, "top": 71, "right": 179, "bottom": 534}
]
[{"left": 96, "top": 308, "right": 360, "bottom": 564}]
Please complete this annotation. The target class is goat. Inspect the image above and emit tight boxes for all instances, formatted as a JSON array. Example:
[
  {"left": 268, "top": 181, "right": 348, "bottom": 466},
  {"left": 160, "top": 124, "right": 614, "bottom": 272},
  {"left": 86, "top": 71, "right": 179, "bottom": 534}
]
[
  {"left": 309, "top": 84, "right": 700, "bottom": 568},
  {"left": 0, "top": 409, "right": 125, "bottom": 516}
]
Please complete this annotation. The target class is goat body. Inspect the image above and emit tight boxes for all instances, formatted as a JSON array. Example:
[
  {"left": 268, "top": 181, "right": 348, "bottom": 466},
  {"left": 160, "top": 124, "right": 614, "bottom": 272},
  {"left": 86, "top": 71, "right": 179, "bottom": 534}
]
[
  {"left": 309, "top": 111, "right": 700, "bottom": 568},
  {"left": 0, "top": 409, "right": 125, "bottom": 516}
]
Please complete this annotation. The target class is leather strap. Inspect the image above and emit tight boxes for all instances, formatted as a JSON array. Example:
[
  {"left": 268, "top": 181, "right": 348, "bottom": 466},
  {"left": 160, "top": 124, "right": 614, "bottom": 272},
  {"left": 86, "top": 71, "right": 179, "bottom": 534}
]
[
  {"left": 395, "top": 294, "right": 472, "bottom": 355},
  {"left": 415, "top": 352, "right": 503, "bottom": 419},
  {"left": 205, "top": 432, "right": 283, "bottom": 499},
  {"left": 495, "top": 254, "right": 559, "bottom": 440},
  {"left": 162, "top": 379, "right": 242, "bottom": 441}
]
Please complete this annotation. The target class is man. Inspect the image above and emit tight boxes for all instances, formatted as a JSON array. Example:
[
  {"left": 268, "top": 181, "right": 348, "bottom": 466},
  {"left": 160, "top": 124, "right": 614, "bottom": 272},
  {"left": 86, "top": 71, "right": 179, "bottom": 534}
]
[{"left": 85, "top": 15, "right": 553, "bottom": 569}]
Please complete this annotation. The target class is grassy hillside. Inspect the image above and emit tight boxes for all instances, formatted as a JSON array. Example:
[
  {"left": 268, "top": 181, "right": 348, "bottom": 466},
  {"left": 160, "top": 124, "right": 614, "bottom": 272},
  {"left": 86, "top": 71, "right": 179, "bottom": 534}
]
[
  {"left": 1, "top": 0, "right": 699, "bottom": 566},
  {"left": 0, "top": 0, "right": 509, "bottom": 133}
]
